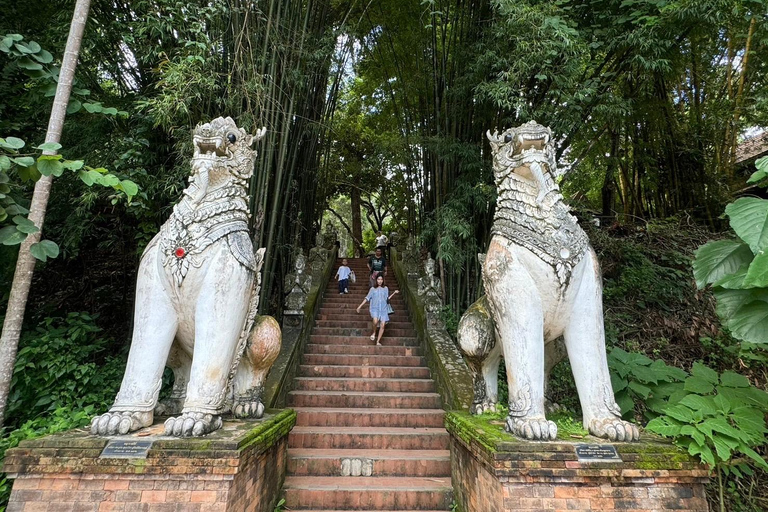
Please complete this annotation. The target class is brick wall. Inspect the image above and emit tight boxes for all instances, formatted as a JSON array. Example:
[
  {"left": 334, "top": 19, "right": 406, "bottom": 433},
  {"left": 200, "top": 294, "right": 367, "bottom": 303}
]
[
  {"left": 3, "top": 410, "right": 296, "bottom": 512},
  {"left": 447, "top": 412, "right": 710, "bottom": 512}
]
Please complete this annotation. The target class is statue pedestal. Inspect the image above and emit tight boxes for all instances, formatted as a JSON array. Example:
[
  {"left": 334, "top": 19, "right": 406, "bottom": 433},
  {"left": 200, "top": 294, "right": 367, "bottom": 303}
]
[
  {"left": 446, "top": 412, "right": 710, "bottom": 512},
  {"left": 3, "top": 410, "right": 296, "bottom": 512}
]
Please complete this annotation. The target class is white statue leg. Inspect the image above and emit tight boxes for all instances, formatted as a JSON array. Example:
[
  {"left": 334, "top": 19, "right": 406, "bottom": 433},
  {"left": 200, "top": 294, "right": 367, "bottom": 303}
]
[
  {"left": 480, "top": 342, "right": 502, "bottom": 412},
  {"left": 92, "top": 245, "right": 177, "bottom": 435},
  {"left": 564, "top": 250, "right": 640, "bottom": 442},
  {"left": 154, "top": 343, "right": 191, "bottom": 416},
  {"left": 483, "top": 238, "right": 557, "bottom": 440},
  {"left": 164, "top": 249, "right": 253, "bottom": 437},
  {"left": 232, "top": 315, "right": 281, "bottom": 419}
]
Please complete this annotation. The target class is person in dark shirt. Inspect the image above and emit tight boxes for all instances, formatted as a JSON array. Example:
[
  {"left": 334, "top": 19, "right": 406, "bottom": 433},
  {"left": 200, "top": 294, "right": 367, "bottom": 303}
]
[{"left": 367, "top": 247, "right": 387, "bottom": 289}]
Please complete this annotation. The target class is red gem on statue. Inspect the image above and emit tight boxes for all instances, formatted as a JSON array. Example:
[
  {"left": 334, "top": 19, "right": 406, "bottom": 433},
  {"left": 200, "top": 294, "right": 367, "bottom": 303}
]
[{"left": 174, "top": 247, "right": 186, "bottom": 258}]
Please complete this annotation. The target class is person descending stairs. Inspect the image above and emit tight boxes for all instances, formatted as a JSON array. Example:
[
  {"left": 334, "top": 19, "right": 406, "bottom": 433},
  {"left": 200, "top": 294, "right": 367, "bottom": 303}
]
[{"left": 282, "top": 257, "right": 453, "bottom": 511}]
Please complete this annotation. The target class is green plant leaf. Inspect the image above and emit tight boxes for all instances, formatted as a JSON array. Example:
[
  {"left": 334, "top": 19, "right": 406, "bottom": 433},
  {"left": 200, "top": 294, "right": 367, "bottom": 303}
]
[
  {"left": 693, "top": 240, "right": 754, "bottom": 288},
  {"left": 743, "top": 251, "right": 768, "bottom": 288},
  {"left": 11, "top": 156, "right": 35, "bottom": 167},
  {"left": 66, "top": 98, "right": 82, "bottom": 114},
  {"left": 730, "top": 407, "right": 766, "bottom": 439},
  {"left": 739, "top": 444, "right": 768, "bottom": 470},
  {"left": 688, "top": 442, "right": 715, "bottom": 467},
  {"left": 726, "top": 197, "right": 768, "bottom": 254},
  {"left": 32, "top": 49, "right": 53, "bottom": 64},
  {"left": 691, "top": 362, "right": 718, "bottom": 385},
  {"left": 713, "top": 265, "right": 749, "bottom": 289},
  {"left": 36, "top": 155, "right": 64, "bottom": 177},
  {"left": 628, "top": 381, "right": 652, "bottom": 399},
  {"left": 29, "top": 240, "right": 59, "bottom": 262},
  {"left": 720, "top": 371, "right": 750, "bottom": 388},
  {"left": 61, "top": 160, "right": 84, "bottom": 171},
  {"left": 35, "top": 142, "right": 62, "bottom": 152},
  {"left": 664, "top": 404, "right": 700, "bottom": 423},
  {"left": 727, "top": 300, "right": 768, "bottom": 345},
  {"left": 0, "top": 225, "right": 26, "bottom": 245},
  {"left": 679, "top": 395, "right": 717, "bottom": 416},
  {"left": 713, "top": 287, "right": 768, "bottom": 319},
  {"left": 747, "top": 169, "right": 768, "bottom": 184},
  {"left": 0, "top": 136, "right": 25, "bottom": 150},
  {"left": 17, "top": 164, "right": 41, "bottom": 182},
  {"left": 680, "top": 425, "right": 705, "bottom": 447},
  {"left": 120, "top": 179, "right": 138, "bottom": 197},
  {"left": 684, "top": 376, "right": 714, "bottom": 395},
  {"left": 646, "top": 416, "right": 682, "bottom": 437},
  {"left": 12, "top": 215, "right": 39, "bottom": 234}
]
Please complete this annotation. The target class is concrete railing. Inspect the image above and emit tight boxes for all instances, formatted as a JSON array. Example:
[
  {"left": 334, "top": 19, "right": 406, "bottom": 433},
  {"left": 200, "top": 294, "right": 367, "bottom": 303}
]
[
  {"left": 262, "top": 248, "right": 336, "bottom": 408},
  {"left": 390, "top": 248, "right": 473, "bottom": 411}
]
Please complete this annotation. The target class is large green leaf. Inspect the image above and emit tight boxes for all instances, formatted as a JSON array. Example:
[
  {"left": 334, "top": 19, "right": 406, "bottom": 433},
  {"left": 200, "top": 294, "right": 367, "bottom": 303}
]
[
  {"left": 713, "top": 287, "right": 768, "bottom": 319},
  {"left": 727, "top": 300, "right": 768, "bottom": 345},
  {"left": 29, "top": 240, "right": 59, "bottom": 262},
  {"left": 36, "top": 155, "right": 63, "bottom": 177},
  {"left": 679, "top": 395, "right": 717, "bottom": 416},
  {"left": 713, "top": 265, "right": 748, "bottom": 289},
  {"left": 691, "top": 362, "right": 718, "bottom": 384},
  {"left": 0, "top": 226, "right": 26, "bottom": 245},
  {"left": 720, "top": 371, "right": 750, "bottom": 388},
  {"left": 646, "top": 416, "right": 682, "bottom": 437},
  {"left": 743, "top": 251, "right": 768, "bottom": 288},
  {"left": 693, "top": 240, "right": 753, "bottom": 288},
  {"left": 726, "top": 197, "right": 768, "bottom": 254}
]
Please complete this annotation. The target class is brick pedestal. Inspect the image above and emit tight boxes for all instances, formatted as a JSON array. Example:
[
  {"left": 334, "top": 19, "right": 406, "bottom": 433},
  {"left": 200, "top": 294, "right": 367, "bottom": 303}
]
[
  {"left": 446, "top": 412, "right": 710, "bottom": 512},
  {"left": 3, "top": 409, "right": 296, "bottom": 512}
]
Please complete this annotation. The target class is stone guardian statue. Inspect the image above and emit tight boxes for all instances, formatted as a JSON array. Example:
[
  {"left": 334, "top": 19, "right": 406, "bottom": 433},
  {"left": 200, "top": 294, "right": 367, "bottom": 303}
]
[
  {"left": 458, "top": 121, "right": 639, "bottom": 442},
  {"left": 91, "top": 117, "right": 281, "bottom": 437}
]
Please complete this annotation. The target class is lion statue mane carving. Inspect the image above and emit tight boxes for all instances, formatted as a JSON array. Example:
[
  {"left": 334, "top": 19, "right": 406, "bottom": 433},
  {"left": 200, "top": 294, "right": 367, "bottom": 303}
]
[
  {"left": 457, "top": 121, "right": 639, "bottom": 442},
  {"left": 91, "top": 117, "right": 281, "bottom": 437}
]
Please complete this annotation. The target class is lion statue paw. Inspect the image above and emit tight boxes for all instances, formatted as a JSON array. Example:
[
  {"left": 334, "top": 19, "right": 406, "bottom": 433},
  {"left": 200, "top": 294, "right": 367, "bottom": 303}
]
[
  {"left": 589, "top": 417, "right": 641, "bottom": 442},
  {"left": 506, "top": 416, "right": 558, "bottom": 441},
  {"left": 91, "top": 411, "right": 153, "bottom": 436},
  {"left": 164, "top": 412, "right": 223, "bottom": 437}
]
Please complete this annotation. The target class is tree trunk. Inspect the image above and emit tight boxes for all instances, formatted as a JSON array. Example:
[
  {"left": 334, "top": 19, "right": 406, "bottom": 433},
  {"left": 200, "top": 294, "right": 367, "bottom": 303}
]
[
  {"left": 350, "top": 187, "right": 364, "bottom": 257},
  {"left": 0, "top": 0, "right": 92, "bottom": 428}
]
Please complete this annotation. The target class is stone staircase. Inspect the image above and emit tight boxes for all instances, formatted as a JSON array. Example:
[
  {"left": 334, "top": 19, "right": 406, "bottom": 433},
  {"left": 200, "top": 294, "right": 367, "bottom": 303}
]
[{"left": 282, "top": 258, "right": 453, "bottom": 511}]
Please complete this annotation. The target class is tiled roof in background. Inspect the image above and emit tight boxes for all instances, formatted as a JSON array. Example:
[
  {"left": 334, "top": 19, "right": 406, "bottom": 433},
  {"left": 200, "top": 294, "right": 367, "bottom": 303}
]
[{"left": 736, "top": 131, "right": 768, "bottom": 164}]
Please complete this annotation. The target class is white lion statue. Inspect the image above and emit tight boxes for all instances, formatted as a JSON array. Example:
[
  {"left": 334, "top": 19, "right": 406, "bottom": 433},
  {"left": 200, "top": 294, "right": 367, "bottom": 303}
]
[
  {"left": 457, "top": 121, "right": 639, "bottom": 442},
  {"left": 91, "top": 117, "right": 281, "bottom": 437}
]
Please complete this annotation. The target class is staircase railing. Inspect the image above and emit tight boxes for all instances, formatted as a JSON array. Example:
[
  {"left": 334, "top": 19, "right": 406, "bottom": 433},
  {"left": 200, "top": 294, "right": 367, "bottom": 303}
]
[
  {"left": 262, "top": 248, "right": 336, "bottom": 408},
  {"left": 390, "top": 248, "right": 473, "bottom": 411}
]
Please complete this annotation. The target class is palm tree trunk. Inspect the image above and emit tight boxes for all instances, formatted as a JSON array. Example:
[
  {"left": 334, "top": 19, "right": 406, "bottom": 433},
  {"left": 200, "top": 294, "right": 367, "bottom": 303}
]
[{"left": 0, "top": 0, "right": 92, "bottom": 428}]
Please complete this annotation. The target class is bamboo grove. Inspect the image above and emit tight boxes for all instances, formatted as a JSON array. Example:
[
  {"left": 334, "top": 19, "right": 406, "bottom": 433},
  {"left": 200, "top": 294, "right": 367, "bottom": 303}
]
[{"left": 0, "top": 0, "right": 766, "bottom": 329}]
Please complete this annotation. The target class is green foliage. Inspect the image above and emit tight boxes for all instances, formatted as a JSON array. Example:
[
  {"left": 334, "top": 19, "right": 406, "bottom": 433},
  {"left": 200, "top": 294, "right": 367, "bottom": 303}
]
[
  {"left": 693, "top": 158, "right": 768, "bottom": 348},
  {"left": 0, "top": 135, "right": 138, "bottom": 259},
  {"left": 4, "top": 312, "right": 124, "bottom": 429},
  {"left": 646, "top": 363, "right": 768, "bottom": 473},
  {"left": 608, "top": 347, "right": 687, "bottom": 419}
]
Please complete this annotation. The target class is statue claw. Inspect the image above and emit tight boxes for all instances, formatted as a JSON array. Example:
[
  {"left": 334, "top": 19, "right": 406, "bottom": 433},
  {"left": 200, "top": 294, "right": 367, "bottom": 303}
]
[
  {"left": 90, "top": 411, "right": 153, "bottom": 436},
  {"left": 233, "top": 400, "right": 265, "bottom": 419},
  {"left": 164, "top": 412, "right": 223, "bottom": 437},
  {"left": 470, "top": 400, "right": 498, "bottom": 415},
  {"left": 506, "top": 416, "right": 558, "bottom": 441},
  {"left": 589, "top": 417, "right": 640, "bottom": 442}
]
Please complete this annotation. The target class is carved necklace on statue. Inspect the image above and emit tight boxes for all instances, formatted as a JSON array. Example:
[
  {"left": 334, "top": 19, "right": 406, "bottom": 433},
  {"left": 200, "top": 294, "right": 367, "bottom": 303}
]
[
  {"left": 492, "top": 172, "right": 589, "bottom": 287},
  {"left": 160, "top": 182, "right": 251, "bottom": 286}
]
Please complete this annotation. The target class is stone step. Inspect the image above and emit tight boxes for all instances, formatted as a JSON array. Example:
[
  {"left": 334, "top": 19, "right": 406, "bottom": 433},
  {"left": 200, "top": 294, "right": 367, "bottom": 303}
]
[
  {"left": 315, "top": 319, "right": 413, "bottom": 328},
  {"left": 287, "top": 449, "right": 451, "bottom": 477},
  {"left": 304, "top": 344, "right": 422, "bottom": 357},
  {"left": 282, "top": 476, "right": 453, "bottom": 510},
  {"left": 288, "top": 390, "right": 441, "bottom": 409},
  {"left": 317, "top": 312, "right": 413, "bottom": 322},
  {"left": 301, "top": 354, "right": 426, "bottom": 367},
  {"left": 299, "top": 365, "right": 430, "bottom": 379},
  {"left": 293, "top": 408, "right": 445, "bottom": 428},
  {"left": 293, "top": 377, "right": 435, "bottom": 393},
  {"left": 309, "top": 335, "right": 419, "bottom": 346},
  {"left": 311, "top": 327, "right": 416, "bottom": 337},
  {"left": 322, "top": 298, "right": 406, "bottom": 306},
  {"left": 287, "top": 427, "right": 450, "bottom": 450}
]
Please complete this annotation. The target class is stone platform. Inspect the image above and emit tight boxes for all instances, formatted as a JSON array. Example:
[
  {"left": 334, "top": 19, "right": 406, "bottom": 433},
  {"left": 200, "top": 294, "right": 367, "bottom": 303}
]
[
  {"left": 446, "top": 411, "right": 710, "bottom": 512},
  {"left": 2, "top": 409, "right": 296, "bottom": 512}
]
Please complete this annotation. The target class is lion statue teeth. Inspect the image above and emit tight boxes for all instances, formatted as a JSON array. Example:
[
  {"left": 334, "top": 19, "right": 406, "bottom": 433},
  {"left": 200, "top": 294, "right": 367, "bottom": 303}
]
[
  {"left": 91, "top": 117, "right": 280, "bottom": 438},
  {"left": 457, "top": 120, "right": 639, "bottom": 442}
]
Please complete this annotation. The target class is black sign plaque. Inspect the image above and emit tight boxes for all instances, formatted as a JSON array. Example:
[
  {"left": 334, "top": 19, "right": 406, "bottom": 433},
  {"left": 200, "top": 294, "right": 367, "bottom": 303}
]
[
  {"left": 575, "top": 444, "right": 622, "bottom": 463},
  {"left": 100, "top": 439, "right": 153, "bottom": 459}
]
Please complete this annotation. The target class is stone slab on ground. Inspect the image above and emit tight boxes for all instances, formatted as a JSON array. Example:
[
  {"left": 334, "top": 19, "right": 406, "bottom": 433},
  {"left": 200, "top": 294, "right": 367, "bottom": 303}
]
[
  {"left": 446, "top": 411, "right": 710, "bottom": 511},
  {"left": 3, "top": 409, "right": 296, "bottom": 512}
]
